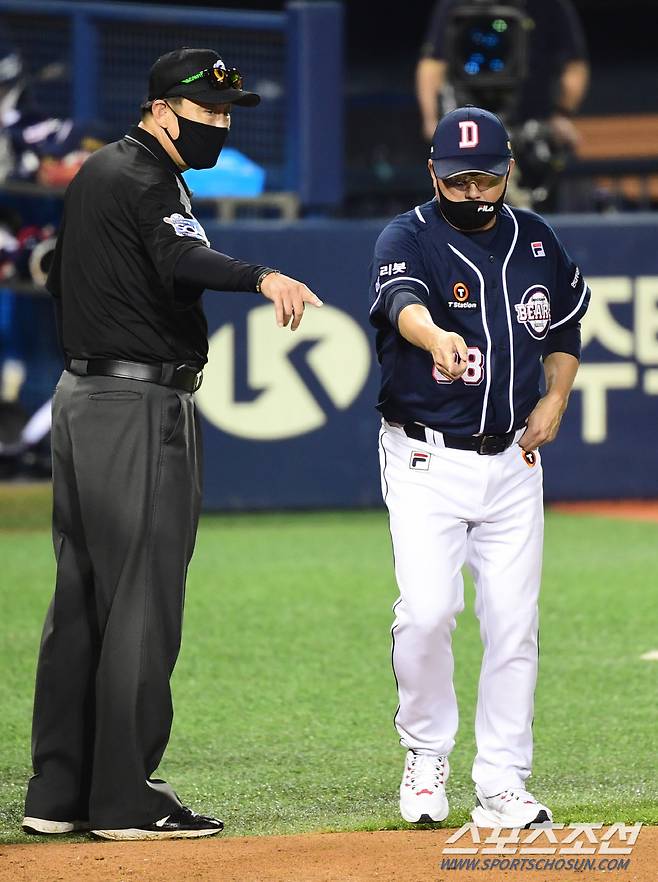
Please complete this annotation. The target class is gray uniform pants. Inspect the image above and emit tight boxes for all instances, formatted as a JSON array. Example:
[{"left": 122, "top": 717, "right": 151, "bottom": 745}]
[{"left": 24, "top": 370, "right": 202, "bottom": 829}]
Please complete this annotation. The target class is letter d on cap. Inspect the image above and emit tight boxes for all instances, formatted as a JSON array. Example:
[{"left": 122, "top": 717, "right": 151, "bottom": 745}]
[{"left": 458, "top": 121, "right": 479, "bottom": 148}]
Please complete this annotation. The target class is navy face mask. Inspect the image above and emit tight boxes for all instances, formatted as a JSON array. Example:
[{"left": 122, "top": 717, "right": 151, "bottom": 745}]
[
  {"left": 437, "top": 173, "right": 509, "bottom": 231},
  {"left": 164, "top": 104, "right": 229, "bottom": 169}
]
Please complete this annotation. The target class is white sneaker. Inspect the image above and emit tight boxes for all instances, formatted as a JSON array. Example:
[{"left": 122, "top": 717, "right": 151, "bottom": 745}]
[
  {"left": 471, "top": 787, "right": 552, "bottom": 828},
  {"left": 22, "top": 817, "right": 90, "bottom": 835},
  {"left": 399, "top": 750, "right": 449, "bottom": 823}
]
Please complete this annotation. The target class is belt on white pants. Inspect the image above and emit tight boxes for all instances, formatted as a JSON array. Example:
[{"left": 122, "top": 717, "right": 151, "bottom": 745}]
[{"left": 386, "top": 420, "right": 525, "bottom": 456}]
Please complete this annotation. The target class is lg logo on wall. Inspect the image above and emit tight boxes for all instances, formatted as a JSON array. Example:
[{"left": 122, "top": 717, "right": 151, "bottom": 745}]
[{"left": 196, "top": 304, "right": 372, "bottom": 440}]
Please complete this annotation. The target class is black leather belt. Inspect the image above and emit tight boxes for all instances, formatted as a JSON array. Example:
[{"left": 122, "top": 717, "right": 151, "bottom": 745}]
[
  {"left": 402, "top": 421, "right": 515, "bottom": 455},
  {"left": 66, "top": 358, "right": 203, "bottom": 393}
]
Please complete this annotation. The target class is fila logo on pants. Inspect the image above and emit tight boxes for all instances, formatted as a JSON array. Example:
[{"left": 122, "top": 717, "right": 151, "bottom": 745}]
[{"left": 410, "top": 451, "right": 431, "bottom": 470}]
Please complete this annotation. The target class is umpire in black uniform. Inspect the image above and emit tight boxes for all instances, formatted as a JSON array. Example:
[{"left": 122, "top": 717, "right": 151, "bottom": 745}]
[{"left": 23, "top": 48, "right": 322, "bottom": 841}]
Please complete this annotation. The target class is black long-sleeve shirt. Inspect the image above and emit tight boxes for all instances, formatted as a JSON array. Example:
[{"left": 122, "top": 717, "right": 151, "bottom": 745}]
[{"left": 47, "top": 125, "right": 265, "bottom": 367}]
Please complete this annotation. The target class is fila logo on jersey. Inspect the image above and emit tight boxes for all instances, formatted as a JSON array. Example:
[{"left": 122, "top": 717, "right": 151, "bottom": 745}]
[
  {"left": 410, "top": 450, "right": 431, "bottom": 470},
  {"left": 531, "top": 241, "right": 545, "bottom": 258},
  {"left": 515, "top": 285, "right": 551, "bottom": 339},
  {"left": 449, "top": 281, "right": 477, "bottom": 309},
  {"left": 459, "top": 121, "right": 479, "bottom": 148}
]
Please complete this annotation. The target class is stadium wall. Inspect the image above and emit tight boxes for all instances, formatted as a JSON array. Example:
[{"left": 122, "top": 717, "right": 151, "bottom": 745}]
[
  {"left": 193, "top": 214, "right": 658, "bottom": 508},
  {"left": 5, "top": 215, "right": 656, "bottom": 506}
]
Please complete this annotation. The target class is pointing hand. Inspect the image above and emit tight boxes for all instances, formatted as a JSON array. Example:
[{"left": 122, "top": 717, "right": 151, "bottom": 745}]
[
  {"left": 430, "top": 329, "right": 468, "bottom": 381},
  {"left": 259, "top": 272, "right": 323, "bottom": 331}
]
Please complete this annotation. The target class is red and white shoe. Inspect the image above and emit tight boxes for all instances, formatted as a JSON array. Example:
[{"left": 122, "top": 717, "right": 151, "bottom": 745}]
[
  {"left": 472, "top": 787, "right": 552, "bottom": 828},
  {"left": 399, "top": 750, "right": 449, "bottom": 823}
]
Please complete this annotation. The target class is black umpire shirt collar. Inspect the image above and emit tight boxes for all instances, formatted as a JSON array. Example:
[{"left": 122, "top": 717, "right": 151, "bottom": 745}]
[{"left": 124, "top": 125, "right": 192, "bottom": 198}]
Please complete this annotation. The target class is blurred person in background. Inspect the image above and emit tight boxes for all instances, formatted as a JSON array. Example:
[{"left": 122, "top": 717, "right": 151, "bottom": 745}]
[
  {"left": 416, "top": 0, "right": 589, "bottom": 209},
  {"left": 0, "top": 26, "right": 109, "bottom": 477},
  {"left": 0, "top": 32, "right": 28, "bottom": 437},
  {"left": 0, "top": 25, "right": 108, "bottom": 186},
  {"left": 0, "top": 31, "right": 24, "bottom": 181}
]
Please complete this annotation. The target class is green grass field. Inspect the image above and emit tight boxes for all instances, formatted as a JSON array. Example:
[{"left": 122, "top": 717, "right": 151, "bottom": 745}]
[{"left": 1, "top": 485, "right": 656, "bottom": 844}]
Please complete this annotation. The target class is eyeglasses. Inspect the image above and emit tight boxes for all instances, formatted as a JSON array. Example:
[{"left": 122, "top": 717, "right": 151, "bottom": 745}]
[
  {"left": 443, "top": 173, "right": 505, "bottom": 193},
  {"left": 179, "top": 63, "right": 243, "bottom": 92}
]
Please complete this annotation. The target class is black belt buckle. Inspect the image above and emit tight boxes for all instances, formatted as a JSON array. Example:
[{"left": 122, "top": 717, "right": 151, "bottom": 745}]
[
  {"left": 477, "top": 433, "right": 510, "bottom": 455},
  {"left": 173, "top": 363, "right": 203, "bottom": 393}
]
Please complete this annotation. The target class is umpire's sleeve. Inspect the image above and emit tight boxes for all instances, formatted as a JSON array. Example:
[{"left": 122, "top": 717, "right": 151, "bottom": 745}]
[
  {"left": 137, "top": 182, "right": 209, "bottom": 296},
  {"left": 369, "top": 220, "right": 431, "bottom": 331}
]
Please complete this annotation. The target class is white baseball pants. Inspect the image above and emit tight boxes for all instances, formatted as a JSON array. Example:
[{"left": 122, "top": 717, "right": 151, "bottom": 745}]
[{"left": 379, "top": 420, "right": 544, "bottom": 795}]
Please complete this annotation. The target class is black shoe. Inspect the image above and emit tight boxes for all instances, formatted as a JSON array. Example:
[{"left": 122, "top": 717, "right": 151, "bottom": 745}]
[{"left": 91, "top": 806, "right": 224, "bottom": 840}]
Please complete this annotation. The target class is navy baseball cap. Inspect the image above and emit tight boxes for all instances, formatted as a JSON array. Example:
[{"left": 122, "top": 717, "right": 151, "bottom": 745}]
[
  {"left": 148, "top": 48, "right": 260, "bottom": 107},
  {"left": 431, "top": 106, "right": 512, "bottom": 178}
]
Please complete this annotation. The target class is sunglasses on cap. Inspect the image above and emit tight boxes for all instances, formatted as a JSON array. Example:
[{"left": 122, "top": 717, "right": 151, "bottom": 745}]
[{"left": 179, "top": 62, "right": 243, "bottom": 92}]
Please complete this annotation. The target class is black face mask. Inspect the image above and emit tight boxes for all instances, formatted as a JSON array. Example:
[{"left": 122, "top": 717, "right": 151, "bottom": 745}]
[
  {"left": 164, "top": 104, "right": 228, "bottom": 169},
  {"left": 437, "top": 175, "right": 508, "bottom": 231}
]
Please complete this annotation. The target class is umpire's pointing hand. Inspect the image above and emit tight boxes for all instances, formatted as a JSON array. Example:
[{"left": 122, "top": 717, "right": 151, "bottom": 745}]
[{"left": 260, "top": 272, "right": 323, "bottom": 331}]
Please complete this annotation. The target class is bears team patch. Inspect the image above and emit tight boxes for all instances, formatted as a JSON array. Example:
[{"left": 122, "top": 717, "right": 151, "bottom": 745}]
[
  {"left": 515, "top": 285, "right": 551, "bottom": 339},
  {"left": 163, "top": 212, "right": 209, "bottom": 246}
]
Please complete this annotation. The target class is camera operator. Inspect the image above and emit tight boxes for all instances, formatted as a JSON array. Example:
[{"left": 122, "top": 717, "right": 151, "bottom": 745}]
[{"left": 416, "top": 0, "right": 589, "bottom": 207}]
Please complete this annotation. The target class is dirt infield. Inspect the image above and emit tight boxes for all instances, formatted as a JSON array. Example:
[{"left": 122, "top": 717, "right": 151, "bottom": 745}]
[
  {"left": 551, "top": 500, "right": 658, "bottom": 522},
  {"left": 1, "top": 827, "right": 656, "bottom": 882}
]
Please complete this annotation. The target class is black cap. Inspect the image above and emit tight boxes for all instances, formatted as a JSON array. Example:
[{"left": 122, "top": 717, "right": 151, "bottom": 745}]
[
  {"left": 147, "top": 48, "right": 260, "bottom": 107},
  {"left": 431, "top": 106, "right": 512, "bottom": 178}
]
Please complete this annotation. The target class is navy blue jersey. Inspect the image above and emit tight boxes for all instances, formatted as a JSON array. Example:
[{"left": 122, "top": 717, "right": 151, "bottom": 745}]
[{"left": 369, "top": 199, "right": 590, "bottom": 435}]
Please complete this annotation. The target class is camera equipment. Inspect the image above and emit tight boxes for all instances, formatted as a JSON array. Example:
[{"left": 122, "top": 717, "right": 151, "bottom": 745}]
[
  {"left": 443, "top": 1, "right": 565, "bottom": 206},
  {"left": 509, "top": 118, "right": 567, "bottom": 208},
  {"left": 445, "top": 0, "right": 529, "bottom": 118}
]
